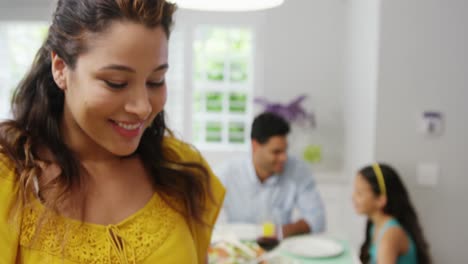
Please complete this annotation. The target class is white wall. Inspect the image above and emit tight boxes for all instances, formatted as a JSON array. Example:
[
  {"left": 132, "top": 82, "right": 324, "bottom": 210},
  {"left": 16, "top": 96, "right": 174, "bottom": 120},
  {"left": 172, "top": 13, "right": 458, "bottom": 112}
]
[
  {"left": 261, "top": 0, "right": 347, "bottom": 177},
  {"left": 342, "top": 0, "right": 382, "bottom": 249},
  {"left": 375, "top": 0, "right": 468, "bottom": 262},
  {"left": 0, "top": 0, "right": 54, "bottom": 20}
]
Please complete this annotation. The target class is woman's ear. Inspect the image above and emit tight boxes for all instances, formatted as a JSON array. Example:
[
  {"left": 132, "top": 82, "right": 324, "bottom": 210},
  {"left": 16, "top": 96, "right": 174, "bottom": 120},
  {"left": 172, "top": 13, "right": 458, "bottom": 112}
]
[{"left": 51, "top": 51, "right": 68, "bottom": 90}]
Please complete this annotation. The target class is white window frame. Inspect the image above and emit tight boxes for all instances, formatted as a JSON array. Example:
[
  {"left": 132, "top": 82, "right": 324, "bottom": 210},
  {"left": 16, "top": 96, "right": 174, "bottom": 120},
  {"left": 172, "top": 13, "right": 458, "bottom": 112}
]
[
  {"left": 171, "top": 11, "right": 266, "bottom": 162},
  {"left": 0, "top": 21, "right": 49, "bottom": 120},
  {"left": 191, "top": 25, "right": 254, "bottom": 151}
]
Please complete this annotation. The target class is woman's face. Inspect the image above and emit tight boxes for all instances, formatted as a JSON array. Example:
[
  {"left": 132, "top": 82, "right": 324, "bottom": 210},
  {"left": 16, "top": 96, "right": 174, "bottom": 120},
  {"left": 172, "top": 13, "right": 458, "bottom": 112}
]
[
  {"left": 53, "top": 21, "right": 168, "bottom": 158},
  {"left": 352, "top": 173, "right": 382, "bottom": 216}
]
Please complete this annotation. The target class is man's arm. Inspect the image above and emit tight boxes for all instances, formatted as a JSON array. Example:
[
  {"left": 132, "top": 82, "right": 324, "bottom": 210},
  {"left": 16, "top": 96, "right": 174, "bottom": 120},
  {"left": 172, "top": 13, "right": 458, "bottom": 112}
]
[
  {"left": 212, "top": 162, "right": 232, "bottom": 223},
  {"left": 293, "top": 159, "right": 326, "bottom": 234}
]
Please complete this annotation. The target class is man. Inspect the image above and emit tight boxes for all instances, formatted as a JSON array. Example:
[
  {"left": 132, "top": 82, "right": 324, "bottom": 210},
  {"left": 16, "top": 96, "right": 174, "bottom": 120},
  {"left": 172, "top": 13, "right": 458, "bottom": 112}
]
[{"left": 215, "top": 112, "right": 326, "bottom": 237}]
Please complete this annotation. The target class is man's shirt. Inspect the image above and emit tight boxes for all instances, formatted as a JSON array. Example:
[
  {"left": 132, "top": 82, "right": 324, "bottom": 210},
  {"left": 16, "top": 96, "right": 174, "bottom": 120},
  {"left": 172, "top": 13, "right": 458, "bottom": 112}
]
[{"left": 214, "top": 156, "right": 326, "bottom": 233}]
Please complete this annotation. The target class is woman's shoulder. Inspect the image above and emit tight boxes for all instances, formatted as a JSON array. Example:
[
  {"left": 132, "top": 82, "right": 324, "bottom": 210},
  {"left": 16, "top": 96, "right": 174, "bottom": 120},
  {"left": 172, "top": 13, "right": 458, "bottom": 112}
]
[
  {"left": 162, "top": 136, "right": 205, "bottom": 163},
  {"left": 163, "top": 136, "right": 225, "bottom": 202},
  {"left": 0, "top": 152, "right": 16, "bottom": 182},
  {"left": 379, "top": 219, "right": 411, "bottom": 255},
  {"left": 0, "top": 152, "right": 21, "bottom": 263}
]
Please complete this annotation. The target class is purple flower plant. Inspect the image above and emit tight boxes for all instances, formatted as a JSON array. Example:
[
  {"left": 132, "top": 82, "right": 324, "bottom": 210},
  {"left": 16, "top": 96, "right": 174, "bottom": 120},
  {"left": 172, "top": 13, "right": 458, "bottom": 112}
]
[{"left": 254, "top": 94, "right": 316, "bottom": 128}]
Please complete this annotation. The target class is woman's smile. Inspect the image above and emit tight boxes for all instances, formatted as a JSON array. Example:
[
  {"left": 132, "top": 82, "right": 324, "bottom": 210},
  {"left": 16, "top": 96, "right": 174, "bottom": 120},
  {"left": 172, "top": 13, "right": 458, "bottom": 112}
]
[{"left": 110, "top": 119, "right": 145, "bottom": 138}]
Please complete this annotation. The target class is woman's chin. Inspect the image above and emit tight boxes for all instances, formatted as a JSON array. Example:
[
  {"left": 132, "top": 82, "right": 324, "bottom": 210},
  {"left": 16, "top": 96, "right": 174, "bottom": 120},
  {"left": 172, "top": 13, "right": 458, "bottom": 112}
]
[{"left": 108, "top": 145, "right": 139, "bottom": 157}]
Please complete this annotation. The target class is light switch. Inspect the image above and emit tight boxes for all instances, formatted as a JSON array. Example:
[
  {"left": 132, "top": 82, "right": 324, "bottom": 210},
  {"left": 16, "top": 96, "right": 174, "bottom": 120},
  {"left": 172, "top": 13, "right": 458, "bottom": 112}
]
[{"left": 417, "top": 162, "right": 439, "bottom": 186}]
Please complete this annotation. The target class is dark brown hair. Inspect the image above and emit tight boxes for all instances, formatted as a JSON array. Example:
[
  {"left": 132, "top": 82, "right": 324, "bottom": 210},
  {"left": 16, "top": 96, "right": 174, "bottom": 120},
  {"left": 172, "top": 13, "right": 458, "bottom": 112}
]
[
  {"left": 0, "top": 0, "right": 213, "bottom": 230},
  {"left": 250, "top": 112, "right": 290, "bottom": 144},
  {"left": 358, "top": 163, "right": 431, "bottom": 264}
]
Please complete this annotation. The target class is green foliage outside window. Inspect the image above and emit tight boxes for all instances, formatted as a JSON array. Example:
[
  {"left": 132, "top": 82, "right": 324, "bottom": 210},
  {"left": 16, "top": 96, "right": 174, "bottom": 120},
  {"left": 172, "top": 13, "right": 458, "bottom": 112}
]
[
  {"left": 192, "top": 26, "right": 252, "bottom": 146},
  {"left": 206, "top": 60, "right": 224, "bottom": 81},
  {"left": 206, "top": 121, "right": 222, "bottom": 142},
  {"left": 193, "top": 27, "right": 251, "bottom": 84},
  {"left": 206, "top": 92, "right": 223, "bottom": 112},
  {"left": 228, "top": 122, "right": 245, "bottom": 143},
  {"left": 229, "top": 93, "right": 247, "bottom": 113}
]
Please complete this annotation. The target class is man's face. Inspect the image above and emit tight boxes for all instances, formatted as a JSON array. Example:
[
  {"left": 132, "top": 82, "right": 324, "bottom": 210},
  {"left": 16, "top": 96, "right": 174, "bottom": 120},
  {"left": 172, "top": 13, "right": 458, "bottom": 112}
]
[{"left": 252, "top": 135, "right": 288, "bottom": 176}]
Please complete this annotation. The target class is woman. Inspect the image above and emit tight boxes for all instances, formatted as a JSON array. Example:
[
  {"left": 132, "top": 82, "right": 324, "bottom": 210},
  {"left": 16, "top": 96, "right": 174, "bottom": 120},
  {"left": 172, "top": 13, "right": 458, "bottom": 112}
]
[
  {"left": 0, "top": 0, "right": 225, "bottom": 263},
  {"left": 353, "top": 163, "right": 431, "bottom": 264}
]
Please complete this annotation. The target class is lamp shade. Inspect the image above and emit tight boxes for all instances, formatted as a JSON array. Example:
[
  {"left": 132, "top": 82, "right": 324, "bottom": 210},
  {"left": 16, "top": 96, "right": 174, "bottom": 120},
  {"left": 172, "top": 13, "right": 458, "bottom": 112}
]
[{"left": 167, "top": 0, "right": 284, "bottom": 12}]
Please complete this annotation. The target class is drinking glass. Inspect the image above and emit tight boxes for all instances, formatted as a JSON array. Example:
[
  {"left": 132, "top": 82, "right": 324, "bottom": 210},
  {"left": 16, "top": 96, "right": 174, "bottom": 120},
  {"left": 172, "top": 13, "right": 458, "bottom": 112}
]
[{"left": 256, "top": 208, "right": 283, "bottom": 251}]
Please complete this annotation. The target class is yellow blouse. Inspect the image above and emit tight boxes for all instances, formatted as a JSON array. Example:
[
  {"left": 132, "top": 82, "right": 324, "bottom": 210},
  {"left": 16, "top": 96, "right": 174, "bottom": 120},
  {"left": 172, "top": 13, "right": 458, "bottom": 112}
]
[{"left": 0, "top": 137, "right": 225, "bottom": 264}]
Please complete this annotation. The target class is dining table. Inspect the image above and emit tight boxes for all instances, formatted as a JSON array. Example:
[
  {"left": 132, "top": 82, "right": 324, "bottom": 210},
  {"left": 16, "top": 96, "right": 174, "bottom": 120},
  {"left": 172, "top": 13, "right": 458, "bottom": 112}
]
[
  {"left": 278, "top": 238, "right": 360, "bottom": 264},
  {"left": 210, "top": 223, "right": 361, "bottom": 264}
]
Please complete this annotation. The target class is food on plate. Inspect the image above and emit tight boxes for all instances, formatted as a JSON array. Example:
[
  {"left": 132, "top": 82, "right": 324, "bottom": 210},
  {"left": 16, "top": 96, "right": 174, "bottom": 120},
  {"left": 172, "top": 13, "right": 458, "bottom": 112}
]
[{"left": 208, "top": 240, "right": 266, "bottom": 264}]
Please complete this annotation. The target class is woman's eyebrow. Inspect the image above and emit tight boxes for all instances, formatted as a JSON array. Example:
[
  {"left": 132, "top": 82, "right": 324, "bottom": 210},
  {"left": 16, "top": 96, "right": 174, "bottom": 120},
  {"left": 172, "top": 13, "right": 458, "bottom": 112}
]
[{"left": 98, "top": 63, "right": 169, "bottom": 73}]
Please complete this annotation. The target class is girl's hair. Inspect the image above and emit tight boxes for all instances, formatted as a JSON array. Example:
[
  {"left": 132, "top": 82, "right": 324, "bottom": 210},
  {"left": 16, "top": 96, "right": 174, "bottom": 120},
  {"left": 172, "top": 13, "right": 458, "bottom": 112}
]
[
  {"left": 0, "top": 0, "right": 213, "bottom": 230},
  {"left": 358, "top": 164, "right": 431, "bottom": 264}
]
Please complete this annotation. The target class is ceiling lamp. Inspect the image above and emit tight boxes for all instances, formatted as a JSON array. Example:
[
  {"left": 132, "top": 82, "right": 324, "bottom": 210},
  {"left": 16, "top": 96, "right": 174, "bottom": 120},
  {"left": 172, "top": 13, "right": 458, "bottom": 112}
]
[{"left": 168, "top": 0, "right": 285, "bottom": 12}]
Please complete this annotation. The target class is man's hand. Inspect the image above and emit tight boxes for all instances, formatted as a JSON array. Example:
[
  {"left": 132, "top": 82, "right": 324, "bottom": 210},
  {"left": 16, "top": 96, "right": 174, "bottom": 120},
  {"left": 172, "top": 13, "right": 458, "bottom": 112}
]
[{"left": 282, "top": 219, "right": 311, "bottom": 238}]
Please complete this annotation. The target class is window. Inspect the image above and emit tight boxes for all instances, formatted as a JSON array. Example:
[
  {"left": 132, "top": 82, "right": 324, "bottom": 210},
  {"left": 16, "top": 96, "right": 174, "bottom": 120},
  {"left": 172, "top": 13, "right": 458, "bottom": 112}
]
[
  {"left": 0, "top": 22, "right": 48, "bottom": 119},
  {"left": 191, "top": 26, "right": 254, "bottom": 150},
  {"left": 164, "top": 30, "right": 185, "bottom": 134}
]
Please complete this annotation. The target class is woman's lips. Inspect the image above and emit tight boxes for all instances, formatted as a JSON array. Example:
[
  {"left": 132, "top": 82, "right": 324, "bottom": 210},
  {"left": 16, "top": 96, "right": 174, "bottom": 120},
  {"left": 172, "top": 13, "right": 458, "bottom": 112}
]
[{"left": 110, "top": 120, "right": 144, "bottom": 138}]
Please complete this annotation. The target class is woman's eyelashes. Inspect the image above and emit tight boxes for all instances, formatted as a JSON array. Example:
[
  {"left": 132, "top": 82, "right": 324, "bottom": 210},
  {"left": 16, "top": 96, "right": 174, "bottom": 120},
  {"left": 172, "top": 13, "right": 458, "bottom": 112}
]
[
  {"left": 103, "top": 79, "right": 165, "bottom": 89},
  {"left": 104, "top": 80, "right": 127, "bottom": 89},
  {"left": 147, "top": 79, "right": 165, "bottom": 88}
]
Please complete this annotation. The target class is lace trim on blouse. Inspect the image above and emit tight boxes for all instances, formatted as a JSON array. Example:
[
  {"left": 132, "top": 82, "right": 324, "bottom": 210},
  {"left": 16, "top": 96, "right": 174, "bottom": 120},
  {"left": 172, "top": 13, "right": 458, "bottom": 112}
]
[{"left": 20, "top": 193, "right": 177, "bottom": 263}]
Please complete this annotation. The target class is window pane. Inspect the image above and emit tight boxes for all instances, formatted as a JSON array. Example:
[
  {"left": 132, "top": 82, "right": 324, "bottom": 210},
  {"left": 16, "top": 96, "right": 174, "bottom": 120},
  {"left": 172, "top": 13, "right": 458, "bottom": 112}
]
[
  {"left": 229, "top": 92, "right": 247, "bottom": 113},
  {"left": 206, "top": 59, "right": 225, "bottom": 82},
  {"left": 164, "top": 30, "right": 184, "bottom": 133},
  {"left": 229, "top": 28, "right": 252, "bottom": 55},
  {"left": 193, "top": 90, "right": 203, "bottom": 112},
  {"left": 193, "top": 41, "right": 205, "bottom": 82},
  {"left": 206, "top": 91, "right": 223, "bottom": 112},
  {"left": 228, "top": 121, "right": 245, "bottom": 143},
  {"left": 0, "top": 22, "right": 48, "bottom": 119},
  {"left": 193, "top": 120, "right": 202, "bottom": 142},
  {"left": 205, "top": 121, "right": 223, "bottom": 142},
  {"left": 229, "top": 60, "right": 248, "bottom": 83}
]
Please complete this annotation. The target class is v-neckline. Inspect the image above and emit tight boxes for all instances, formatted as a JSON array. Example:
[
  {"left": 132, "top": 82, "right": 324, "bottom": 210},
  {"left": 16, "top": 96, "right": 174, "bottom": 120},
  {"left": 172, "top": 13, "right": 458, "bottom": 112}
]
[{"left": 31, "top": 191, "right": 159, "bottom": 229}]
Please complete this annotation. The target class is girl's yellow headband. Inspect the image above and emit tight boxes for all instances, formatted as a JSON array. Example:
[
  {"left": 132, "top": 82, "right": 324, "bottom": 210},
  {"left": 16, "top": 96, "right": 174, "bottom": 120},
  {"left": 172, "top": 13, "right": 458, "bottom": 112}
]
[{"left": 372, "top": 163, "right": 387, "bottom": 196}]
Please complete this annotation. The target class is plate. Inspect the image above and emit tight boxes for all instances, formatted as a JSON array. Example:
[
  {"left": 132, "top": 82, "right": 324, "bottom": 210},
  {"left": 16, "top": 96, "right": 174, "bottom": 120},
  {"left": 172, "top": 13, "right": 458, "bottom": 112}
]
[
  {"left": 212, "top": 223, "right": 260, "bottom": 242},
  {"left": 280, "top": 235, "right": 344, "bottom": 258}
]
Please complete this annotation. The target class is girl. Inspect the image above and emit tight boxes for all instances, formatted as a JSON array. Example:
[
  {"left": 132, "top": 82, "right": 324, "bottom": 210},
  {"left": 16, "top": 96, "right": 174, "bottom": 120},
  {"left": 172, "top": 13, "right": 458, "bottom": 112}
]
[{"left": 353, "top": 163, "right": 430, "bottom": 264}]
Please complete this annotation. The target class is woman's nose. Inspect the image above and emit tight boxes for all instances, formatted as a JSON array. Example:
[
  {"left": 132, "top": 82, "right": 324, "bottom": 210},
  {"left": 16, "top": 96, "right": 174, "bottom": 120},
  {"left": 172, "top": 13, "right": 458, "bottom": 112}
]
[{"left": 125, "top": 87, "right": 152, "bottom": 120}]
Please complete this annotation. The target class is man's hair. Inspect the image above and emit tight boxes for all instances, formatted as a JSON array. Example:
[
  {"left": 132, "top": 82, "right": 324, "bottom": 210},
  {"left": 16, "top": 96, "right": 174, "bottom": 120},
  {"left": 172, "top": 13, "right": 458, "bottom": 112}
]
[{"left": 250, "top": 112, "right": 290, "bottom": 144}]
